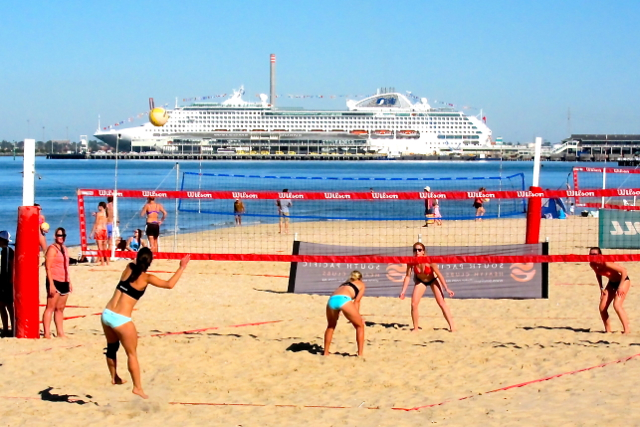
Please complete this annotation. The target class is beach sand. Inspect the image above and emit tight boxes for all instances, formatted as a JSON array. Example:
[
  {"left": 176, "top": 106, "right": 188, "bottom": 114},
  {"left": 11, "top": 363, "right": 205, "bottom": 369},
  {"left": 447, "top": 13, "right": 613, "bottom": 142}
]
[{"left": 1, "top": 220, "right": 639, "bottom": 426}]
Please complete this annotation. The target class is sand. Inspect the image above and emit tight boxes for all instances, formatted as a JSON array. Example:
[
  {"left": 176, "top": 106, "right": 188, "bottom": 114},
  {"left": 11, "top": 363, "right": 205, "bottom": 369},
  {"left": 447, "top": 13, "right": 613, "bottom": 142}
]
[{"left": 1, "top": 220, "right": 639, "bottom": 426}]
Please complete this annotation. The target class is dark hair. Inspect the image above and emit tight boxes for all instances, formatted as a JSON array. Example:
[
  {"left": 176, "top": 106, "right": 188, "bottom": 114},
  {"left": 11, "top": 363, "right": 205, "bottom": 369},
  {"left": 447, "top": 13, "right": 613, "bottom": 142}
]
[
  {"left": 589, "top": 247, "right": 602, "bottom": 254},
  {"left": 98, "top": 201, "right": 107, "bottom": 209},
  {"left": 55, "top": 227, "right": 66, "bottom": 235},
  {"left": 107, "top": 196, "right": 113, "bottom": 203},
  {"left": 136, "top": 228, "right": 143, "bottom": 245},
  {"left": 127, "top": 247, "right": 153, "bottom": 283},
  {"left": 282, "top": 189, "right": 288, "bottom": 192}
]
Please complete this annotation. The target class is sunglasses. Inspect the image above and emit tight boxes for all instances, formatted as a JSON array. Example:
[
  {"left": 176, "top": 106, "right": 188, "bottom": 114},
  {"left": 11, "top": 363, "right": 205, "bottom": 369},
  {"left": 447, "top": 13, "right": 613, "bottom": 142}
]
[
  {"left": 413, "top": 248, "right": 424, "bottom": 252},
  {"left": 56, "top": 234, "right": 66, "bottom": 238}
]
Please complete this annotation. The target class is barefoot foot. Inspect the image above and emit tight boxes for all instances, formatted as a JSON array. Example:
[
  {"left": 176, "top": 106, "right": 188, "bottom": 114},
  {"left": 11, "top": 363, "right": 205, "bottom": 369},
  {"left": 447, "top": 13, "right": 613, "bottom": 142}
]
[
  {"left": 112, "top": 375, "right": 127, "bottom": 385},
  {"left": 132, "top": 387, "right": 148, "bottom": 399}
]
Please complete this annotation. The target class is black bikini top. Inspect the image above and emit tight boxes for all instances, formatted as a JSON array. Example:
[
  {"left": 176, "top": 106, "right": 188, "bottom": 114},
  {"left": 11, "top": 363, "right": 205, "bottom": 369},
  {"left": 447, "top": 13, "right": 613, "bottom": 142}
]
[
  {"left": 340, "top": 281, "right": 360, "bottom": 298},
  {"left": 116, "top": 264, "right": 146, "bottom": 300}
]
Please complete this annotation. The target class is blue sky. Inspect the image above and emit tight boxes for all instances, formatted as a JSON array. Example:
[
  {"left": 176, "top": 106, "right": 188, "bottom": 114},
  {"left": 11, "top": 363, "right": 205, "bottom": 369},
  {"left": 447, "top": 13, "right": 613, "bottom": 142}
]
[{"left": 1, "top": 0, "right": 639, "bottom": 143}]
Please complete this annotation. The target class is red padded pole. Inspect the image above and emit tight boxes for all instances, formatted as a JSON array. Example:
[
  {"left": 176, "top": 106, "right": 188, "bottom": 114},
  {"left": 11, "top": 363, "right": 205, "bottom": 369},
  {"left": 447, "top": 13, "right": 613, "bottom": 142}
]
[
  {"left": 525, "top": 186, "right": 543, "bottom": 244},
  {"left": 14, "top": 206, "right": 40, "bottom": 339}
]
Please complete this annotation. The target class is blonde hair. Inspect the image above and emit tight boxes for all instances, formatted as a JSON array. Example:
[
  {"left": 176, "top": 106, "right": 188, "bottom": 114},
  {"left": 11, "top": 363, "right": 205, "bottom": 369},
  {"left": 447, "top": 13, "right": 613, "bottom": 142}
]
[{"left": 349, "top": 270, "right": 363, "bottom": 281}]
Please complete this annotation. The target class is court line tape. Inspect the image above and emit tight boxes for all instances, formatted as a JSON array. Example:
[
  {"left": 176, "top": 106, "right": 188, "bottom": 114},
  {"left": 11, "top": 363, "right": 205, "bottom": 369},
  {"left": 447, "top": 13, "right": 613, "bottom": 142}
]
[
  {"left": 391, "top": 351, "right": 640, "bottom": 411},
  {"left": 4, "top": 351, "right": 639, "bottom": 410},
  {"left": 149, "top": 320, "right": 285, "bottom": 337},
  {"left": 169, "top": 401, "right": 379, "bottom": 409},
  {"left": 38, "top": 312, "right": 103, "bottom": 324},
  {"left": 38, "top": 305, "right": 92, "bottom": 308}
]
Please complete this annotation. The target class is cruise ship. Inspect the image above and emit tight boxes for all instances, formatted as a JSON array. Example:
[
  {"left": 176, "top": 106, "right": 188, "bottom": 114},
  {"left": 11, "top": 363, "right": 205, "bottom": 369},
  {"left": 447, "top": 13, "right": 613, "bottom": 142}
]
[{"left": 94, "top": 87, "right": 493, "bottom": 156}]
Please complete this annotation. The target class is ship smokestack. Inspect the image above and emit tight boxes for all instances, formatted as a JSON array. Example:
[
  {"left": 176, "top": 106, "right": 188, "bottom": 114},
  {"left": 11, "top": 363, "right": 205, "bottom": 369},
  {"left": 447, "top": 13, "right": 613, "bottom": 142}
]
[{"left": 270, "top": 53, "right": 276, "bottom": 108}]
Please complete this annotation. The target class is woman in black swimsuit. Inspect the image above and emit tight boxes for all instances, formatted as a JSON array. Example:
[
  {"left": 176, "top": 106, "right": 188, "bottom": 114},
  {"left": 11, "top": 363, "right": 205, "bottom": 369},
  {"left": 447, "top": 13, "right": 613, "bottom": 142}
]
[
  {"left": 589, "top": 247, "right": 631, "bottom": 334},
  {"left": 399, "top": 242, "right": 456, "bottom": 332},
  {"left": 101, "top": 248, "right": 189, "bottom": 399},
  {"left": 140, "top": 197, "right": 167, "bottom": 253}
]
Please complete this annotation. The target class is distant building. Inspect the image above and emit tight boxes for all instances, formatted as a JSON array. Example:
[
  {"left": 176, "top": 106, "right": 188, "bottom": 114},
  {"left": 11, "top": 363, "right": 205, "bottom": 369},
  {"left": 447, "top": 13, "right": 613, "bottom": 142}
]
[{"left": 564, "top": 134, "right": 640, "bottom": 158}]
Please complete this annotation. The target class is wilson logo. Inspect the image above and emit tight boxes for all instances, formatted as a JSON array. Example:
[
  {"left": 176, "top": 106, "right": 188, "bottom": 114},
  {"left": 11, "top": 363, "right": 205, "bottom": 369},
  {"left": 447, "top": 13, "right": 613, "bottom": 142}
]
[
  {"left": 468, "top": 192, "right": 495, "bottom": 198},
  {"left": 324, "top": 193, "right": 351, "bottom": 199},
  {"left": 142, "top": 191, "right": 167, "bottom": 198},
  {"left": 517, "top": 191, "right": 545, "bottom": 198},
  {"left": 371, "top": 193, "right": 398, "bottom": 199},
  {"left": 420, "top": 192, "right": 446, "bottom": 199},
  {"left": 98, "top": 190, "right": 122, "bottom": 196},
  {"left": 231, "top": 192, "right": 258, "bottom": 199},
  {"left": 187, "top": 192, "right": 212, "bottom": 198},
  {"left": 617, "top": 189, "right": 640, "bottom": 196},
  {"left": 279, "top": 193, "right": 304, "bottom": 199},
  {"left": 566, "top": 190, "right": 595, "bottom": 197}
]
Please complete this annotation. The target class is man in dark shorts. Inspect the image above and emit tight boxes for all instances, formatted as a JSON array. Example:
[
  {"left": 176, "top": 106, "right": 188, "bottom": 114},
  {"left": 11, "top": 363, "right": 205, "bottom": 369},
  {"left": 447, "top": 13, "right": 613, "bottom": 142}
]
[
  {"left": 0, "top": 231, "right": 15, "bottom": 337},
  {"left": 422, "top": 186, "right": 433, "bottom": 227}
]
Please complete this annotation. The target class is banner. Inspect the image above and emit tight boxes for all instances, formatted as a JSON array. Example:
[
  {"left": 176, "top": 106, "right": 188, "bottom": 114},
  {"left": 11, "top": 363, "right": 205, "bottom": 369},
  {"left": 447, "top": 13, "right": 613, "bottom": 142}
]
[
  {"left": 288, "top": 242, "right": 548, "bottom": 299},
  {"left": 599, "top": 208, "right": 640, "bottom": 249}
]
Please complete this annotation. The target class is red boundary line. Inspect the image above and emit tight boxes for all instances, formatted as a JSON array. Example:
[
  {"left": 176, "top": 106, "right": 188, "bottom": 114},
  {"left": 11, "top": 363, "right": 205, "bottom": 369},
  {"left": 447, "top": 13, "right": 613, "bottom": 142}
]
[
  {"left": 149, "top": 320, "right": 284, "bottom": 337},
  {"left": 392, "top": 351, "right": 640, "bottom": 411}
]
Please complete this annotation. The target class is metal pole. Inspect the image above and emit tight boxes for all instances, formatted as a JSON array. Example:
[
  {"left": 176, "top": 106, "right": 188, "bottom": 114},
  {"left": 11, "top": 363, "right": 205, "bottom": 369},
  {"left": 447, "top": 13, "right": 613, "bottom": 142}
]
[
  {"left": 532, "top": 137, "right": 542, "bottom": 187},
  {"left": 174, "top": 162, "right": 179, "bottom": 252},
  {"left": 111, "top": 134, "right": 120, "bottom": 260},
  {"left": 602, "top": 167, "right": 607, "bottom": 209}
]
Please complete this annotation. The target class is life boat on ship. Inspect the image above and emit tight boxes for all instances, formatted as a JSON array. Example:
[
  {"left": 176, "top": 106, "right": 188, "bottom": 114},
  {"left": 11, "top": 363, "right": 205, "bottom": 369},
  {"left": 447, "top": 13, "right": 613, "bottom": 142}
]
[
  {"left": 372, "top": 129, "right": 393, "bottom": 138},
  {"left": 350, "top": 129, "right": 368, "bottom": 135},
  {"left": 397, "top": 129, "right": 420, "bottom": 138}
]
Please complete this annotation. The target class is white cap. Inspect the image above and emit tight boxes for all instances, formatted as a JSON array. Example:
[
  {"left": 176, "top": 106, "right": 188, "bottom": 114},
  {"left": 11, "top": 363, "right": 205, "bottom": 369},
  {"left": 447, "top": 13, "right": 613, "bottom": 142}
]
[
  {"left": 424, "top": 186, "right": 431, "bottom": 192},
  {"left": 0, "top": 231, "right": 11, "bottom": 242}
]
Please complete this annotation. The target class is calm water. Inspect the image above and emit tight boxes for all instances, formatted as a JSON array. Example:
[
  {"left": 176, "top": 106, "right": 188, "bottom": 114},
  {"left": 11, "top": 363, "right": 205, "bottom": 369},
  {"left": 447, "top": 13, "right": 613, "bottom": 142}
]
[{"left": 0, "top": 156, "right": 598, "bottom": 247}]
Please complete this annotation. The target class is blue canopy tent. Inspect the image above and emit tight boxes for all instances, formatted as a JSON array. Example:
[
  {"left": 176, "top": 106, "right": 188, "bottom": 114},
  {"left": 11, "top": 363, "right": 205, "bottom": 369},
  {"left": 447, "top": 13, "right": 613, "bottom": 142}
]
[{"left": 542, "top": 198, "right": 568, "bottom": 219}]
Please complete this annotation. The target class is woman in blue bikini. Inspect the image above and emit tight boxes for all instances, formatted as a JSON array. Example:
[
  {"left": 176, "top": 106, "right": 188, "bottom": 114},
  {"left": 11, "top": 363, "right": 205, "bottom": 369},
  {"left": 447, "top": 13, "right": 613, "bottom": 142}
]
[
  {"left": 101, "top": 248, "right": 189, "bottom": 399},
  {"left": 399, "top": 242, "right": 456, "bottom": 332},
  {"left": 324, "top": 270, "right": 366, "bottom": 356}
]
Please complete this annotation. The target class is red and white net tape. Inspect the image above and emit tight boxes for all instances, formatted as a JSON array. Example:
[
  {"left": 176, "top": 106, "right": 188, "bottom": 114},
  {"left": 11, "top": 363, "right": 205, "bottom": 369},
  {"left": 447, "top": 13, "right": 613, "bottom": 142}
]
[{"left": 78, "top": 188, "right": 640, "bottom": 201}]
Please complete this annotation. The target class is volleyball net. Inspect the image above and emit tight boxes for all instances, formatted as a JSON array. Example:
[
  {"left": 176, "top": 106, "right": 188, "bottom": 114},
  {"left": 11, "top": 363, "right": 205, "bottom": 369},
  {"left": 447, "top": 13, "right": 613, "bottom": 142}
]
[
  {"left": 76, "top": 169, "right": 640, "bottom": 263},
  {"left": 573, "top": 166, "right": 640, "bottom": 210}
]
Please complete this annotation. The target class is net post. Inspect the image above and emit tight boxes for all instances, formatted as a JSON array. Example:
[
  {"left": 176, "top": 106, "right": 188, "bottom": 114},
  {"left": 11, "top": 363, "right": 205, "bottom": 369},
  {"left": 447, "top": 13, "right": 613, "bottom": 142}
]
[
  {"left": 287, "top": 239, "right": 301, "bottom": 293},
  {"left": 526, "top": 186, "right": 543, "bottom": 244},
  {"left": 541, "top": 241, "right": 549, "bottom": 299},
  {"left": 14, "top": 139, "right": 39, "bottom": 339},
  {"left": 77, "top": 191, "right": 88, "bottom": 254},
  {"left": 418, "top": 234, "right": 422, "bottom": 243},
  {"left": 174, "top": 162, "right": 179, "bottom": 252},
  {"left": 601, "top": 167, "right": 607, "bottom": 209},
  {"left": 572, "top": 167, "right": 580, "bottom": 206}
]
